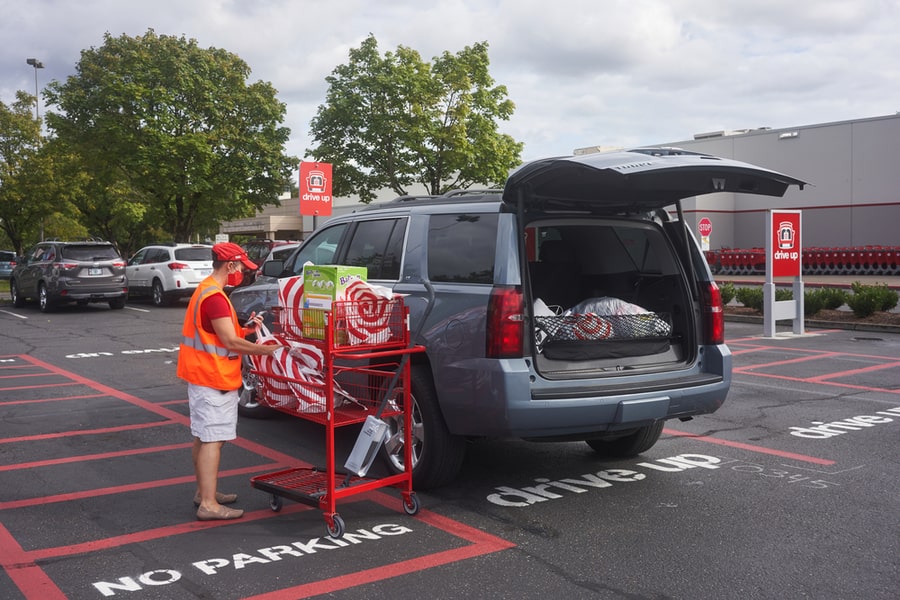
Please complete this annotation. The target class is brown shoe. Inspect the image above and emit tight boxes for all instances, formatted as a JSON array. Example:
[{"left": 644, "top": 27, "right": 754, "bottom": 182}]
[
  {"left": 196, "top": 505, "right": 244, "bottom": 521},
  {"left": 193, "top": 492, "right": 238, "bottom": 506}
]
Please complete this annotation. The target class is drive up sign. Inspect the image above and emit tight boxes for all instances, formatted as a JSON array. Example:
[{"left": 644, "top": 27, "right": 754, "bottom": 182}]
[
  {"left": 764, "top": 209, "right": 803, "bottom": 337},
  {"left": 299, "top": 161, "right": 333, "bottom": 216},
  {"left": 770, "top": 210, "right": 801, "bottom": 277}
]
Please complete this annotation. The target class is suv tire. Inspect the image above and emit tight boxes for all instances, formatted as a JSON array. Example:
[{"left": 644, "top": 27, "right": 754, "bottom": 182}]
[
  {"left": 109, "top": 296, "right": 126, "bottom": 310},
  {"left": 586, "top": 420, "right": 665, "bottom": 458},
  {"left": 10, "top": 279, "right": 25, "bottom": 308},
  {"left": 38, "top": 283, "right": 53, "bottom": 313},
  {"left": 382, "top": 365, "right": 466, "bottom": 490}
]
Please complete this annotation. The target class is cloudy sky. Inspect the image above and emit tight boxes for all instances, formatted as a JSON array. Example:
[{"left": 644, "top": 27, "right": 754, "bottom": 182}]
[{"left": 3, "top": 0, "right": 898, "bottom": 166}]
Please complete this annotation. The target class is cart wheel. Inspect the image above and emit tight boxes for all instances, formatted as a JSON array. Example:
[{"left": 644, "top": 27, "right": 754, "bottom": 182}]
[
  {"left": 325, "top": 514, "right": 345, "bottom": 539},
  {"left": 402, "top": 493, "right": 421, "bottom": 516},
  {"left": 269, "top": 495, "right": 283, "bottom": 512}
]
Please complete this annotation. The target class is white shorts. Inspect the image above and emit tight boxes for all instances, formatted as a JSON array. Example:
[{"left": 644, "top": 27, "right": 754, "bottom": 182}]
[{"left": 188, "top": 383, "right": 239, "bottom": 442}]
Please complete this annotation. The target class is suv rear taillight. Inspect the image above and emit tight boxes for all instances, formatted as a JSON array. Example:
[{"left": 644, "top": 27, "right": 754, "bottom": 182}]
[
  {"left": 486, "top": 286, "right": 524, "bottom": 359},
  {"left": 167, "top": 262, "right": 189, "bottom": 270},
  {"left": 52, "top": 262, "right": 79, "bottom": 270},
  {"left": 701, "top": 281, "right": 725, "bottom": 345}
]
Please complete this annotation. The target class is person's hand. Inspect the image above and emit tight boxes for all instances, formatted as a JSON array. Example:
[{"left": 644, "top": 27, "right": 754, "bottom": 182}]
[{"left": 244, "top": 311, "right": 266, "bottom": 330}]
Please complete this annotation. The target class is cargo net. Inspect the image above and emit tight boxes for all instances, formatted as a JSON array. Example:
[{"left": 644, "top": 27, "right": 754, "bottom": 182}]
[
  {"left": 274, "top": 299, "right": 408, "bottom": 349},
  {"left": 535, "top": 311, "right": 671, "bottom": 344}
]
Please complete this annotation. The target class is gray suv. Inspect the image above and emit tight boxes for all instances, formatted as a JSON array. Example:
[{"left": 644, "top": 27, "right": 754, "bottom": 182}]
[
  {"left": 230, "top": 148, "right": 805, "bottom": 488},
  {"left": 10, "top": 240, "right": 128, "bottom": 311}
]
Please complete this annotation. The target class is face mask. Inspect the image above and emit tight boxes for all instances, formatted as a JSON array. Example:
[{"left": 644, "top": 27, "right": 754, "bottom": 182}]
[{"left": 226, "top": 265, "right": 244, "bottom": 287}]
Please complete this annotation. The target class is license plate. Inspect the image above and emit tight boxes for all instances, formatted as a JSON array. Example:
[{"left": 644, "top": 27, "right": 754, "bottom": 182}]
[
  {"left": 89, "top": 268, "right": 102, "bottom": 276},
  {"left": 198, "top": 269, "right": 211, "bottom": 276}
]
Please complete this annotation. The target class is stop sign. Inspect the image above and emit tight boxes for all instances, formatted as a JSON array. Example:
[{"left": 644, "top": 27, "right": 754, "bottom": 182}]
[{"left": 698, "top": 217, "right": 713, "bottom": 237}]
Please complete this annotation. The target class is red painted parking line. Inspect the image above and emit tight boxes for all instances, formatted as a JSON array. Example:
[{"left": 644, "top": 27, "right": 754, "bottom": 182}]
[
  {"left": 0, "top": 392, "right": 108, "bottom": 406},
  {"left": 0, "top": 355, "right": 518, "bottom": 598},
  {"left": 663, "top": 428, "right": 836, "bottom": 465},
  {"left": 244, "top": 496, "right": 515, "bottom": 600},
  {"left": 0, "top": 524, "right": 67, "bottom": 600},
  {"left": 0, "top": 463, "right": 280, "bottom": 511},
  {"left": 0, "top": 420, "right": 179, "bottom": 445},
  {"left": 807, "top": 360, "right": 900, "bottom": 383},
  {"left": 0, "top": 442, "right": 194, "bottom": 472}
]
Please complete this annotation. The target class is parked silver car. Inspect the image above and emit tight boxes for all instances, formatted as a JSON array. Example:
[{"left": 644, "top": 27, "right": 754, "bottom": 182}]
[{"left": 230, "top": 148, "right": 806, "bottom": 488}]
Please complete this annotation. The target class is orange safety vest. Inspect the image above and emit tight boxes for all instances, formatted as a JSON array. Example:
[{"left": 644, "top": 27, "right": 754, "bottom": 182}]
[{"left": 177, "top": 277, "right": 243, "bottom": 390}]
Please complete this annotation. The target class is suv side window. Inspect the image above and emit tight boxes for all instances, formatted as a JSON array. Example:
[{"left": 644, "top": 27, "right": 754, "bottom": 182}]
[
  {"left": 343, "top": 218, "right": 405, "bottom": 280},
  {"left": 427, "top": 213, "right": 498, "bottom": 284},
  {"left": 287, "top": 224, "right": 348, "bottom": 275}
]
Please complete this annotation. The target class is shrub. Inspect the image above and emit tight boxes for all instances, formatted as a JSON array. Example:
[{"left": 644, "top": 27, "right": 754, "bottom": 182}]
[
  {"left": 819, "top": 287, "right": 848, "bottom": 310},
  {"left": 719, "top": 281, "right": 736, "bottom": 306},
  {"left": 804, "top": 289, "right": 826, "bottom": 316},
  {"left": 735, "top": 287, "right": 763, "bottom": 311},
  {"left": 847, "top": 282, "right": 899, "bottom": 317},
  {"left": 735, "top": 287, "right": 792, "bottom": 314}
]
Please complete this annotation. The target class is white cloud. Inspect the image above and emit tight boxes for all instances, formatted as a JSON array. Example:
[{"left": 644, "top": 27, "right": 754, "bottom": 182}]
[{"left": 2, "top": 0, "right": 898, "bottom": 163}]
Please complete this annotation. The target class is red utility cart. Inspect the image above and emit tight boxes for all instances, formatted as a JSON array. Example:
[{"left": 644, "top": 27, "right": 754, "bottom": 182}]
[{"left": 248, "top": 298, "right": 422, "bottom": 538}]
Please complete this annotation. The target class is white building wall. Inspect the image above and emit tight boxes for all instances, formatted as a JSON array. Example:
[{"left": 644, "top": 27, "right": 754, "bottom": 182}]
[{"left": 661, "top": 114, "right": 900, "bottom": 250}]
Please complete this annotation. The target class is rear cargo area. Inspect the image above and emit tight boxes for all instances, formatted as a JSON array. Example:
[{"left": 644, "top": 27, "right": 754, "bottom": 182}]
[{"left": 526, "top": 219, "right": 695, "bottom": 373}]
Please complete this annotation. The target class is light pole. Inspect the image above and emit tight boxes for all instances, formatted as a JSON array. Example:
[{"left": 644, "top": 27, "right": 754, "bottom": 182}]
[{"left": 26, "top": 58, "right": 44, "bottom": 121}]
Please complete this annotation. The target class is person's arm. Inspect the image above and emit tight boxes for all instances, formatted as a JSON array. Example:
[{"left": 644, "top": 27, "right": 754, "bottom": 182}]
[{"left": 211, "top": 316, "right": 280, "bottom": 356}]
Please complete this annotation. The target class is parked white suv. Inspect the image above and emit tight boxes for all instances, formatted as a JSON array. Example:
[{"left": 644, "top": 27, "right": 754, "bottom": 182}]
[{"left": 126, "top": 243, "right": 213, "bottom": 306}]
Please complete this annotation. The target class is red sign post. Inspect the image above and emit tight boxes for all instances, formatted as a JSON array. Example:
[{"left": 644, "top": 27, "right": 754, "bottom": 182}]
[
  {"left": 764, "top": 210, "right": 803, "bottom": 337},
  {"left": 299, "top": 162, "right": 333, "bottom": 216}
]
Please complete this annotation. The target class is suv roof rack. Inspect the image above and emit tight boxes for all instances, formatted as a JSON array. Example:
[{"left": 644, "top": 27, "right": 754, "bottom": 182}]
[{"left": 357, "top": 190, "right": 502, "bottom": 212}]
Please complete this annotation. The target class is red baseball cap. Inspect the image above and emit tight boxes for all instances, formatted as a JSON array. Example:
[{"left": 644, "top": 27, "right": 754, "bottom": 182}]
[{"left": 212, "top": 242, "right": 258, "bottom": 270}]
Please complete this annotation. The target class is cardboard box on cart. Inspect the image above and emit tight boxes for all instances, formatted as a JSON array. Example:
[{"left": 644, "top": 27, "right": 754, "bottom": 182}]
[{"left": 301, "top": 265, "right": 368, "bottom": 340}]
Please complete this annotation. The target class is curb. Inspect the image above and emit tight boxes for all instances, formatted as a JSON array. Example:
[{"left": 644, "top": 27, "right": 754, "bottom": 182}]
[{"left": 725, "top": 314, "right": 900, "bottom": 334}]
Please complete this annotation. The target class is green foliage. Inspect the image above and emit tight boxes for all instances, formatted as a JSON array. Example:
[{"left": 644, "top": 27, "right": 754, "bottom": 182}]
[
  {"left": 0, "top": 91, "right": 58, "bottom": 254},
  {"left": 847, "top": 282, "right": 899, "bottom": 317},
  {"left": 43, "top": 29, "right": 297, "bottom": 246},
  {"left": 308, "top": 34, "right": 523, "bottom": 202},
  {"left": 734, "top": 286, "right": 792, "bottom": 313},
  {"left": 819, "top": 287, "right": 848, "bottom": 310},
  {"left": 735, "top": 287, "right": 763, "bottom": 311},
  {"left": 803, "top": 289, "right": 828, "bottom": 316},
  {"left": 718, "top": 281, "right": 736, "bottom": 306}
]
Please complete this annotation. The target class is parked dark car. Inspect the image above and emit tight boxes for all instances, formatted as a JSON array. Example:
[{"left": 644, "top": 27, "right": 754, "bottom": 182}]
[
  {"left": 10, "top": 241, "right": 128, "bottom": 311},
  {"left": 229, "top": 148, "right": 806, "bottom": 488}
]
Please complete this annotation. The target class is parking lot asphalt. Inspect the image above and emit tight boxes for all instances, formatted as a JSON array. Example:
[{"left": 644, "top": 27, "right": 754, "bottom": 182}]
[{"left": 0, "top": 301, "right": 898, "bottom": 599}]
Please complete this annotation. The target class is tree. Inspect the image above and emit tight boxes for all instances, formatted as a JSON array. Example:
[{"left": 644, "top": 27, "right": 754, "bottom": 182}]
[
  {"left": 0, "top": 91, "right": 63, "bottom": 255},
  {"left": 307, "top": 35, "right": 523, "bottom": 202},
  {"left": 44, "top": 30, "right": 297, "bottom": 244}
]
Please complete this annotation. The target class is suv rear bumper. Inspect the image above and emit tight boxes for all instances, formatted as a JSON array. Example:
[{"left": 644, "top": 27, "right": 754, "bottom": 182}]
[{"left": 436, "top": 346, "right": 731, "bottom": 439}]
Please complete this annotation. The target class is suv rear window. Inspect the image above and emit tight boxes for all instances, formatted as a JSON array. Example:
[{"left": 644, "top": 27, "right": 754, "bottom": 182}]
[
  {"left": 174, "top": 247, "right": 212, "bottom": 261},
  {"left": 60, "top": 245, "right": 120, "bottom": 260},
  {"left": 427, "top": 213, "right": 498, "bottom": 284}
]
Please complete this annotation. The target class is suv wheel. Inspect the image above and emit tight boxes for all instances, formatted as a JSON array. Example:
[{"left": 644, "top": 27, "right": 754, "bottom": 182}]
[
  {"left": 38, "top": 283, "right": 54, "bottom": 313},
  {"left": 109, "top": 296, "right": 126, "bottom": 310},
  {"left": 237, "top": 356, "right": 275, "bottom": 419},
  {"left": 586, "top": 420, "right": 664, "bottom": 457},
  {"left": 10, "top": 279, "right": 25, "bottom": 308},
  {"left": 151, "top": 279, "right": 170, "bottom": 307},
  {"left": 381, "top": 365, "right": 466, "bottom": 490}
]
